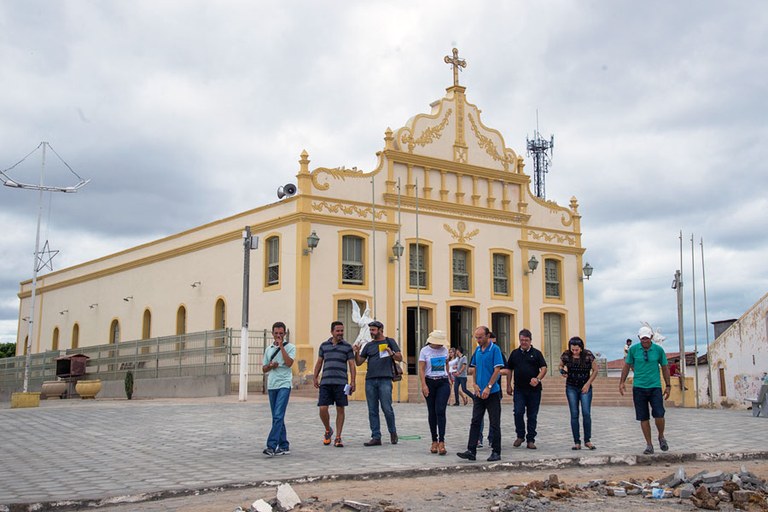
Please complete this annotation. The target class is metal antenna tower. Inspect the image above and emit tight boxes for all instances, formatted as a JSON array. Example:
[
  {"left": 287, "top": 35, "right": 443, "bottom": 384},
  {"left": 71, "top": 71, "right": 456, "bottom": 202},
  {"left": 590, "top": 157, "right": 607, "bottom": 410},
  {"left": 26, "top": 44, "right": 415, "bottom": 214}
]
[{"left": 526, "top": 113, "right": 554, "bottom": 199}]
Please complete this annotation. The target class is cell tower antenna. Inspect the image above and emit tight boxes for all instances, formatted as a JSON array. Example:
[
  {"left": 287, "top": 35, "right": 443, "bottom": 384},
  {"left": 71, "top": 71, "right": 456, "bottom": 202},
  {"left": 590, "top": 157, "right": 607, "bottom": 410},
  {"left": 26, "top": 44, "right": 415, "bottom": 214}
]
[{"left": 526, "top": 110, "right": 554, "bottom": 199}]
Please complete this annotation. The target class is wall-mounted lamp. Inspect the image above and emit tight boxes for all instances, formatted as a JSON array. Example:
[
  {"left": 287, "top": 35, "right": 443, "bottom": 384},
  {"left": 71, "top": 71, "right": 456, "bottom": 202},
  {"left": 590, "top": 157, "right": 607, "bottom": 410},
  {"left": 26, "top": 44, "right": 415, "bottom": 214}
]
[
  {"left": 389, "top": 240, "right": 404, "bottom": 263},
  {"left": 303, "top": 230, "right": 320, "bottom": 255},
  {"left": 59, "top": 309, "right": 68, "bottom": 315},
  {"left": 525, "top": 255, "right": 539, "bottom": 275},
  {"left": 191, "top": 281, "right": 201, "bottom": 288},
  {"left": 123, "top": 296, "right": 133, "bottom": 302},
  {"left": 89, "top": 303, "right": 98, "bottom": 309},
  {"left": 580, "top": 262, "right": 594, "bottom": 281}
]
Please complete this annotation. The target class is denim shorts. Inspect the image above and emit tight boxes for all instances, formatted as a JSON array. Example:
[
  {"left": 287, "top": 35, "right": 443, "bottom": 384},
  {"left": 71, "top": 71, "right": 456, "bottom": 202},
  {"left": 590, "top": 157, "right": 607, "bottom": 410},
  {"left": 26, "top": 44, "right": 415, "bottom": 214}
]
[
  {"left": 318, "top": 384, "right": 348, "bottom": 407},
  {"left": 632, "top": 386, "right": 665, "bottom": 421}
]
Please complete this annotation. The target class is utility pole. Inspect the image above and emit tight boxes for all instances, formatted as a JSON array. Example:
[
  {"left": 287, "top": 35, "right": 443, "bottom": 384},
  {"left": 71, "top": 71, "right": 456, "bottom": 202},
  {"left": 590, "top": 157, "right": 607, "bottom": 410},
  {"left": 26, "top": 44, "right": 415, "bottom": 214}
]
[{"left": 239, "top": 226, "right": 258, "bottom": 402}]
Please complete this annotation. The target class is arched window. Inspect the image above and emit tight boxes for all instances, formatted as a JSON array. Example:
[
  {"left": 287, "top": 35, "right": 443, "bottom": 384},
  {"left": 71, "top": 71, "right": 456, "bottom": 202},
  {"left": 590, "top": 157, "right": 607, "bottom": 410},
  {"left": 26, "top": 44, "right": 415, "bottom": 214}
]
[
  {"left": 110, "top": 320, "right": 120, "bottom": 344},
  {"left": 214, "top": 298, "right": 226, "bottom": 347},
  {"left": 176, "top": 306, "right": 187, "bottom": 335},
  {"left": 71, "top": 323, "right": 79, "bottom": 350},
  {"left": 142, "top": 309, "right": 152, "bottom": 339},
  {"left": 176, "top": 306, "right": 187, "bottom": 351},
  {"left": 52, "top": 327, "right": 60, "bottom": 351}
]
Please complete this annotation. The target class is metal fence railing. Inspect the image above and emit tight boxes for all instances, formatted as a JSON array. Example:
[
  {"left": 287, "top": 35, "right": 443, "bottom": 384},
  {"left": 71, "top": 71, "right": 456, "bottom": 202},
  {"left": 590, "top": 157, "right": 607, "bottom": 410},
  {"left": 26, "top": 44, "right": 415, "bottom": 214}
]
[
  {"left": 0, "top": 351, "right": 61, "bottom": 394},
  {"left": 0, "top": 328, "right": 275, "bottom": 397}
]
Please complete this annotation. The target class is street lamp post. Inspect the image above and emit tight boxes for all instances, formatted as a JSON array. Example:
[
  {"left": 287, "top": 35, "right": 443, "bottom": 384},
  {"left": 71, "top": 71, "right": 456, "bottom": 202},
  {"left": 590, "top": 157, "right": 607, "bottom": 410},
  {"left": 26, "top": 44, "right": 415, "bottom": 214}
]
[{"left": 1, "top": 142, "right": 89, "bottom": 393}]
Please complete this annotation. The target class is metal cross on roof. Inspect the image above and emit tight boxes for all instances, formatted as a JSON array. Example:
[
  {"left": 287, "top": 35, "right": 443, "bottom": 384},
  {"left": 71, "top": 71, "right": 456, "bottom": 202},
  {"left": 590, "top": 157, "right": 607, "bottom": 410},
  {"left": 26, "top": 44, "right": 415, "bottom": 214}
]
[{"left": 444, "top": 47, "right": 467, "bottom": 87}]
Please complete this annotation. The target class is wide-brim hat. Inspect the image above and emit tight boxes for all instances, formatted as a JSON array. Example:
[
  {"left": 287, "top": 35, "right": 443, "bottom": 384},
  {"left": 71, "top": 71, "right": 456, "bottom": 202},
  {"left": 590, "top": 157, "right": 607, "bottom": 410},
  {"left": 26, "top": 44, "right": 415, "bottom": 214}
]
[{"left": 426, "top": 330, "right": 448, "bottom": 347}]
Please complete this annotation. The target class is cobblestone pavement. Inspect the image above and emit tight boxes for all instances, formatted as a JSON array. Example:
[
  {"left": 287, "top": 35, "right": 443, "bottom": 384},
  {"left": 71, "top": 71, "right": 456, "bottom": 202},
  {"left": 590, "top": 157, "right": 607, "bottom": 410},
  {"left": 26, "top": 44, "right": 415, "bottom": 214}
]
[{"left": 1, "top": 395, "right": 766, "bottom": 507}]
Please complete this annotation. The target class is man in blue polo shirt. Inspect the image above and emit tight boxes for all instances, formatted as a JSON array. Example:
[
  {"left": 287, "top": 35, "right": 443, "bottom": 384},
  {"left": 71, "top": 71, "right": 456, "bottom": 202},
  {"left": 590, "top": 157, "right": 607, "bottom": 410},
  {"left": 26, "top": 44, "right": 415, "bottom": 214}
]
[{"left": 457, "top": 326, "right": 504, "bottom": 462}]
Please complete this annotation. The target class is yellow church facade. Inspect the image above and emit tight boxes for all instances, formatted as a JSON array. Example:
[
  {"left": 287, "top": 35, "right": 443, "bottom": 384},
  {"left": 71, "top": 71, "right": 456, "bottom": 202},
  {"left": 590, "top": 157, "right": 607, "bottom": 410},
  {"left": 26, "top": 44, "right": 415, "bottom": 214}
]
[{"left": 15, "top": 53, "right": 589, "bottom": 401}]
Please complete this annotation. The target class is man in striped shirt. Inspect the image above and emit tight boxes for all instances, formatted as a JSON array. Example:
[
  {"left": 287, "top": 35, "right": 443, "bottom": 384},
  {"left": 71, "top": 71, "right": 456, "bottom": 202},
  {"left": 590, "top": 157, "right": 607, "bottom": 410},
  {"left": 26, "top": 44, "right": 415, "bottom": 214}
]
[{"left": 313, "top": 321, "right": 356, "bottom": 448}]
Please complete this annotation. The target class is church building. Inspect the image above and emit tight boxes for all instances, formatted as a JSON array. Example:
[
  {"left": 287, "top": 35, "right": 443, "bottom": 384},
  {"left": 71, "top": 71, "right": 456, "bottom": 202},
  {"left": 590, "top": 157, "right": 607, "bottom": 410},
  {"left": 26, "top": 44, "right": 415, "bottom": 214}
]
[{"left": 15, "top": 50, "right": 590, "bottom": 401}]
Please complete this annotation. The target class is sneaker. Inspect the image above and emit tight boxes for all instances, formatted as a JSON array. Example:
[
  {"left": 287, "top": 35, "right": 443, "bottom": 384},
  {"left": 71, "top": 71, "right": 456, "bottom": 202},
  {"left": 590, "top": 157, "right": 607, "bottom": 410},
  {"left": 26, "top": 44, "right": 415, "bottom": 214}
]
[
  {"left": 457, "top": 450, "right": 476, "bottom": 461},
  {"left": 659, "top": 438, "right": 669, "bottom": 452},
  {"left": 643, "top": 445, "right": 654, "bottom": 455},
  {"left": 323, "top": 428, "right": 333, "bottom": 446},
  {"left": 487, "top": 451, "right": 501, "bottom": 462},
  {"left": 334, "top": 437, "right": 344, "bottom": 448},
  {"left": 476, "top": 440, "right": 484, "bottom": 449},
  {"left": 262, "top": 447, "right": 275, "bottom": 457},
  {"left": 274, "top": 447, "right": 290, "bottom": 456}
]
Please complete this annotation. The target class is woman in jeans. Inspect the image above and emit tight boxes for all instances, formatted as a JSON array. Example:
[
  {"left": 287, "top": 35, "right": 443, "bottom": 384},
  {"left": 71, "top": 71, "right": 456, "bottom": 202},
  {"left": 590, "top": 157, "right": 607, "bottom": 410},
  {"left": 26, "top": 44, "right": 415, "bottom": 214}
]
[
  {"left": 449, "top": 347, "right": 471, "bottom": 405},
  {"left": 559, "top": 336, "right": 598, "bottom": 450},
  {"left": 419, "top": 330, "right": 451, "bottom": 455}
]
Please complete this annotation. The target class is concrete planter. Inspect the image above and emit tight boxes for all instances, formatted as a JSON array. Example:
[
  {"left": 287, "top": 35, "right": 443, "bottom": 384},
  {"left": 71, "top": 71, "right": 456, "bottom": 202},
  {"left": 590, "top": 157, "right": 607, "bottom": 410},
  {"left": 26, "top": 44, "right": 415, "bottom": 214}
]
[
  {"left": 75, "top": 379, "right": 102, "bottom": 399},
  {"left": 41, "top": 380, "right": 67, "bottom": 399},
  {"left": 11, "top": 392, "right": 41, "bottom": 408}
]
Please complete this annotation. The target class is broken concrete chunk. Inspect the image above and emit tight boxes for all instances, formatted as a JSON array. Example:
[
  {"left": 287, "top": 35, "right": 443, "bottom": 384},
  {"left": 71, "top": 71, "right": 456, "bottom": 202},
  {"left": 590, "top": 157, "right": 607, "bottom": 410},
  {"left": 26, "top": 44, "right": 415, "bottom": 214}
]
[
  {"left": 251, "top": 499, "right": 272, "bottom": 512},
  {"left": 276, "top": 483, "right": 301, "bottom": 511},
  {"left": 701, "top": 471, "right": 725, "bottom": 484},
  {"left": 732, "top": 490, "right": 756, "bottom": 503},
  {"left": 679, "top": 483, "right": 696, "bottom": 499}
]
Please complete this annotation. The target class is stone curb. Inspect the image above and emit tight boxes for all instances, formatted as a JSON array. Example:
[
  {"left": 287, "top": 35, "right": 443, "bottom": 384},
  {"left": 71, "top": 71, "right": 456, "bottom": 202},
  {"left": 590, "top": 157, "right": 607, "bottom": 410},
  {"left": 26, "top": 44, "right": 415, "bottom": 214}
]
[{"left": 22, "top": 450, "right": 768, "bottom": 512}]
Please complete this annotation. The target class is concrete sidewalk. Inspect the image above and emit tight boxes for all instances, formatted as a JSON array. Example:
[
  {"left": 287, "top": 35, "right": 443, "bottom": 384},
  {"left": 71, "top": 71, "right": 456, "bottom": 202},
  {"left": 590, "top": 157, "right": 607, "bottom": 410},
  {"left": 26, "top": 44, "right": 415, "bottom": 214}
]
[{"left": 1, "top": 395, "right": 765, "bottom": 508}]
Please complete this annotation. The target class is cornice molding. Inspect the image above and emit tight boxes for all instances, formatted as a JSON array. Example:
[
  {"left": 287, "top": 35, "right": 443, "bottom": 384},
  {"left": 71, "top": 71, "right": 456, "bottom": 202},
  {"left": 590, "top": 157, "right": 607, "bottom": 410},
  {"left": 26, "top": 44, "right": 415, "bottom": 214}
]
[{"left": 518, "top": 240, "right": 585, "bottom": 256}]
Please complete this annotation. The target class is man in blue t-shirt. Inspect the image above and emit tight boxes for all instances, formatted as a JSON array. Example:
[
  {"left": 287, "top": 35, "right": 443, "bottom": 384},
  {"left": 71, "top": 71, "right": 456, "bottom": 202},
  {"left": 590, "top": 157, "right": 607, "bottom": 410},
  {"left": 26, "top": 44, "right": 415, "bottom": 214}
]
[
  {"left": 457, "top": 326, "right": 504, "bottom": 462},
  {"left": 313, "top": 321, "right": 356, "bottom": 448}
]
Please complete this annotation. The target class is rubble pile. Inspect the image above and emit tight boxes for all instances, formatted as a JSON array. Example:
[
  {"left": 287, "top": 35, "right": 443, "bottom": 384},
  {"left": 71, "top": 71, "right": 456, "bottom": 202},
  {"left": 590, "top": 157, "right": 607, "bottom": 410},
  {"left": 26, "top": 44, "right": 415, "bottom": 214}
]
[
  {"left": 486, "top": 466, "right": 768, "bottom": 511},
  {"left": 233, "top": 483, "right": 404, "bottom": 512}
]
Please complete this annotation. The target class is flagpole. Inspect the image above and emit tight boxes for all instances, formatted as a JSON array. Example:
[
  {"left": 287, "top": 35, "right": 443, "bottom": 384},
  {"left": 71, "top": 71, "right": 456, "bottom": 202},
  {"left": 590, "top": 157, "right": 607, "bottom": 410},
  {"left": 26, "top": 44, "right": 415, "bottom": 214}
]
[
  {"left": 700, "top": 238, "right": 713, "bottom": 406},
  {"left": 690, "top": 234, "right": 699, "bottom": 408}
]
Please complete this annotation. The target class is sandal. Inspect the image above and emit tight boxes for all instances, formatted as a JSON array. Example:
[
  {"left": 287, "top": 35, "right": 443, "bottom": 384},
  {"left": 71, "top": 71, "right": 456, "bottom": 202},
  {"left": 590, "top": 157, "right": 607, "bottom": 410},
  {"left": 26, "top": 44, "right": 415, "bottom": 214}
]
[
  {"left": 572, "top": 444, "right": 581, "bottom": 450},
  {"left": 334, "top": 437, "right": 344, "bottom": 448},
  {"left": 585, "top": 442, "right": 596, "bottom": 450}
]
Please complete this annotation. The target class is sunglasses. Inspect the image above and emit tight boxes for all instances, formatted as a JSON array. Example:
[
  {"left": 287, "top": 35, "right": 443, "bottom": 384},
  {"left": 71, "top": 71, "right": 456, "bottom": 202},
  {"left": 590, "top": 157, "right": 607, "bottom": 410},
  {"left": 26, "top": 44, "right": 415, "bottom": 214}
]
[{"left": 643, "top": 350, "right": 649, "bottom": 362}]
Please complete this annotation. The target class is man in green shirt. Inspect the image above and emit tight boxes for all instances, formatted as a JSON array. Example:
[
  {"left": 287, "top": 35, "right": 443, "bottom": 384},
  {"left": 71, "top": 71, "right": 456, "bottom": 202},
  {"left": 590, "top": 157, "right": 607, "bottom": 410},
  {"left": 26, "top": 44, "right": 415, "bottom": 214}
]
[{"left": 619, "top": 325, "right": 671, "bottom": 455}]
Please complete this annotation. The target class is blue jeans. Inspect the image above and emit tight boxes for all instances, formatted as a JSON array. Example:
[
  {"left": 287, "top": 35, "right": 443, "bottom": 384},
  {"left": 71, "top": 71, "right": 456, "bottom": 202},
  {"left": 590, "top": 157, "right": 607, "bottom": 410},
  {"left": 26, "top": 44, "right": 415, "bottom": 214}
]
[
  {"left": 425, "top": 377, "right": 451, "bottom": 442},
  {"left": 453, "top": 376, "right": 476, "bottom": 404},
  {"left": 267, "top": 387, "right": 291, "bottom": 450},
  {"left": 365, "top": 378, "right": 397, "bottom": 439},
  {"left": 513, "top": 388, "right": 541, "bottom": 442},
  {"left": 565, "top": 384, "right": 592, "bottom": 444}
]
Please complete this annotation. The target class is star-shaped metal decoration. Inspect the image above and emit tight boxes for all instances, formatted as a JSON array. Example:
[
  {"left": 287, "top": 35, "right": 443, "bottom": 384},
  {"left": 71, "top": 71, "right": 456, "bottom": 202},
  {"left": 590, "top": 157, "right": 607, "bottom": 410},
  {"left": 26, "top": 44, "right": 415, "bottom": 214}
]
[{"left": 35, "top": 239, "right": 59, "bottom": 272}]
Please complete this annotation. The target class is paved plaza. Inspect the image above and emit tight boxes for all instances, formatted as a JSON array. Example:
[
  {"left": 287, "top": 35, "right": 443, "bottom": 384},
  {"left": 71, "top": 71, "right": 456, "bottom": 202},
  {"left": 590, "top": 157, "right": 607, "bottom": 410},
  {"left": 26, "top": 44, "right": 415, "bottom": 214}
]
[{"left": 1, "top": 394, "right": 766, "bottom": 507}]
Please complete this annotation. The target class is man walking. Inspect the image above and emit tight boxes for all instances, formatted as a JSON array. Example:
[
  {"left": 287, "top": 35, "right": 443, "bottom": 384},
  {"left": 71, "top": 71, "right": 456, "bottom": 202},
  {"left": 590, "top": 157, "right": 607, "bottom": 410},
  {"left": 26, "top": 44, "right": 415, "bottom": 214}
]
[
  {"left": 313, "top": 321, "right": 356, "bottom": 448},
  {"left": 619, "top": 324, "right": 671, "bottom": 454},
  {"left": 457, "top": 326, "right": 504, "bottom": 462},
  {"left": 353, "top": 320, "right": 402, "bottom": 446},
  {"left": 505, "top": 328, "right": 547, "bottom": 449},
  {"left": 262, "top": 321, "right": 295, "bottom": 457}
]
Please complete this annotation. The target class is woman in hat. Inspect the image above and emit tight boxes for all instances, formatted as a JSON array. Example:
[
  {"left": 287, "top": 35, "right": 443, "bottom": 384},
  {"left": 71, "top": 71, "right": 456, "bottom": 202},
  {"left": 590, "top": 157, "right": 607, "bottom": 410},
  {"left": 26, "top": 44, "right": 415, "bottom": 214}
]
[
  {"left": 559, "top": 336, "right": 598, "bottom": 450},
  {"left": 418, "top": 330, "right": 451, "bottom": 455}
]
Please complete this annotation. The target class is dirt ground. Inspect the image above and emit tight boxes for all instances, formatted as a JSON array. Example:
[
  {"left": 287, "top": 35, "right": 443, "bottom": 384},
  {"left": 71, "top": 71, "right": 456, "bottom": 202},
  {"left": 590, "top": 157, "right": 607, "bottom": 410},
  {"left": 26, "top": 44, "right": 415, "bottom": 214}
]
[{"left": 88, "top": 459, "right": 768, "bottom": 512}]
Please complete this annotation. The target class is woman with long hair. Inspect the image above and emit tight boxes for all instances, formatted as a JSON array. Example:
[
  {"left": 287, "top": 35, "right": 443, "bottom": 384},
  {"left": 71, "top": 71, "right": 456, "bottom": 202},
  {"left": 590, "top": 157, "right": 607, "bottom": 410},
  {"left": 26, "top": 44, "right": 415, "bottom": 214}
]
[{"left": 559, "top": 336, "right": 598, "bottom": 450}]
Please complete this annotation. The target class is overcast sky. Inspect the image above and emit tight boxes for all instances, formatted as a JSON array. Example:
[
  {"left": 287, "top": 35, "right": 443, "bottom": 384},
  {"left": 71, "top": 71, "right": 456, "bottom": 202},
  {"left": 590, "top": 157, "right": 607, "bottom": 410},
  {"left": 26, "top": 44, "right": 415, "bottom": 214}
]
[{"left": 1, "top": 1, "right": 766, "bottom": 361}]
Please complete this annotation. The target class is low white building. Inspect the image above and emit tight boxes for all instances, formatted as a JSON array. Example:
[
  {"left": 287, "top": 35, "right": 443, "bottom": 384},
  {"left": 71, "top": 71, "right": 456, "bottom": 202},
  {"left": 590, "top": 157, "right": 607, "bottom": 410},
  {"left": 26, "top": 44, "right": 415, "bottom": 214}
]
[{"left": 707, "top": 291, "right": 768, "bottom": 408}]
